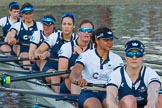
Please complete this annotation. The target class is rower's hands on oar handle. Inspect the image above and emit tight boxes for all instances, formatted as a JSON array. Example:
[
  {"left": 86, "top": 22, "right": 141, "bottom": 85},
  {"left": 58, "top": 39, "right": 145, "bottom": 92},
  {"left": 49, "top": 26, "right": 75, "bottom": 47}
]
[
  {"left": 35, "top": 51, "right": 50, "bottom": 60},
  {"left": 73, "top": 78, "right": 106, "bottom": 88},
  {"left": 73, "top": 77, "right": 87, "bottom": 87},
  {"left": 28, "top": 53, "right": 35, "bottom": 62},
  {"left": 7, "top": 37, "right": 17, "bottom": 45}
]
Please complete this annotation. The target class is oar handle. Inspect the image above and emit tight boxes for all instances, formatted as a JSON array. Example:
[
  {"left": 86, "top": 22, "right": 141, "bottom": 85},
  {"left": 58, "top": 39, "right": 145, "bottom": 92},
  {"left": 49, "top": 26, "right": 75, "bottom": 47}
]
[
  {"left": 86, "top": 83, "right": 106, "bottom": 88},
  {"left": 73, "top": 81, "right": 106, "bottom": 88}
]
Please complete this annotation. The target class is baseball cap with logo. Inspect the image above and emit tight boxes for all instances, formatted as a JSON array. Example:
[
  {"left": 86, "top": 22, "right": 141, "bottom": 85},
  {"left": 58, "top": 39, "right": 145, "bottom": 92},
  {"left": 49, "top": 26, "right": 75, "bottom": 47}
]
[
  {"left": 125, "top": 40, "right": 145, "bottom": 52},
  {"left": 95, "top": 27, "right": 117, "bottom": 39}
]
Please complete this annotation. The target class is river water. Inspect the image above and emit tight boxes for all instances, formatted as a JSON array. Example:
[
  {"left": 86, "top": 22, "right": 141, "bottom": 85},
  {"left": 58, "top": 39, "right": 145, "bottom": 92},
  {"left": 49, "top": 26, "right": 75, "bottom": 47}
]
[{"left": 0, "top": 4, "right": 162, "bottom": 108}]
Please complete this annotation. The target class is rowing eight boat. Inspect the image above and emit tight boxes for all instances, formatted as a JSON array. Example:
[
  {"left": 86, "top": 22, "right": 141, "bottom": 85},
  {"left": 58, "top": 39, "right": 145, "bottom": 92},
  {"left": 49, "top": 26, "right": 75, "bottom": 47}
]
[
  {"left": 0, "top": 60, "right": 77, "bottom": 108},
  {"left": 0, "top": 54, "right": 162, "bottom": 108}
]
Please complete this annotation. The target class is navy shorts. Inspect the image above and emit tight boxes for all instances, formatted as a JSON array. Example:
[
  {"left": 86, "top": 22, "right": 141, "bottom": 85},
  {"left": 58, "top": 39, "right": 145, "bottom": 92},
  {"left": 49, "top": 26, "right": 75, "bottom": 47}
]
[
  {"left": 60, "top": 80, "right": 70, "bottom": 94},
  {"left": 20, "top": 45, "right": 29, "bottom": 53},
  {"left": 42, "top": 61, "right": 58, "bottom": 72},
  {"left": 32, "top": 62, "right": 40, "bottom": 71},
  {"left": 78, "top": 89, "right": 106, "bottom": 108}
]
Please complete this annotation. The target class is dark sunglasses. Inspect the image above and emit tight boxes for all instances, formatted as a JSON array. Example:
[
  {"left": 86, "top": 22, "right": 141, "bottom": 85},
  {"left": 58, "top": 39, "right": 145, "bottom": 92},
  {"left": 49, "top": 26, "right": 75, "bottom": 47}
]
[
  {"left": 79, "top": 28, "right": 94, "bottom": 33},
  {"left": 62, "top": 13, "right": 75, "bottom": 20},
  {"left": 126, "top": 51, "right": 144, "bottom": 58}
]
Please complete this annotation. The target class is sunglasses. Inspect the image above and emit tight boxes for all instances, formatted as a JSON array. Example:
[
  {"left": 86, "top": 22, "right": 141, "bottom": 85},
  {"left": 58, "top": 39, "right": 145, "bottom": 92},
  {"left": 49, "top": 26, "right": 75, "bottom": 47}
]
[
  {"left": 79, "top": 28, "right": 94, "bottom": 33},
  {"left": 62, "top": 13, "right": 75, "bottom": 20},
  {"left": 126, "top": 51, "right": 144, "bottom": 58}
]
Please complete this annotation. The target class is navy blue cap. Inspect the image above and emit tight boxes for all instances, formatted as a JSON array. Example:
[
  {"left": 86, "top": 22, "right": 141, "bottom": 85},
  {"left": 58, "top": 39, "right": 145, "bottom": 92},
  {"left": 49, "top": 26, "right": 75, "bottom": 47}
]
[
  {"left": 61, "top": 12, "right": 75, "bottom": 20},
  {"left": 9, "top": 2, "right": 20, "bottom": 10},
  {"left": 95, "top": 27, "right": 115, "bottom": 39},
  {"left": 42, "top": 16, "right": 55, "bottom": 25},
  {"left": 125, "top": 40, "right": 145, "bottom": 52},
  {"left": 21, "top": 6, "right": 34, "bottom": 14}
]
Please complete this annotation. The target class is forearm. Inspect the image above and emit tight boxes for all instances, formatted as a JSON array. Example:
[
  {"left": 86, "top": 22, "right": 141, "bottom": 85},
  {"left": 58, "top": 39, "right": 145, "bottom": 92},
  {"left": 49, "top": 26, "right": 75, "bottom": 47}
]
[
  {"left": 6, "top": 30, "right": 16, "bottom": 39},
  {"left": 70, "top": 72, "right": 80, "bottom": 84},
  {"left": 34, "top": 49, "right": 42, "bottom": 57},
  {"left": 69, "top": 63, "right": 83, "bottom": 84},
  {"left": 6, "top": 30, "right": 16, "bottom": 44},
  {"left": 147, "top": 82, "right": 160, "bottom": 105},
  {"left": 106, "top": 86, "right": 119, "bottom": 108},
  {"left": 29, "top": 45, "right": 36, "bottom": 56},
  {"left": 34, "top": 43, "right": 48, "bottom": 57},
  {"left": 107, "top": 93, "right": 118, "bottom": 104}
]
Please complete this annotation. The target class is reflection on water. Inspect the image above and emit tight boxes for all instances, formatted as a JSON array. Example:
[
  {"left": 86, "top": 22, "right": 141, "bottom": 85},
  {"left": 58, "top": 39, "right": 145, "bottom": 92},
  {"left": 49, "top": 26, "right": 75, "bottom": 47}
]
[
  {"left": 0, "top": 4, "right": 162, "bottom": 108},
  {"left": 0, "top": 92, "right": 32, "bottom": 108}
]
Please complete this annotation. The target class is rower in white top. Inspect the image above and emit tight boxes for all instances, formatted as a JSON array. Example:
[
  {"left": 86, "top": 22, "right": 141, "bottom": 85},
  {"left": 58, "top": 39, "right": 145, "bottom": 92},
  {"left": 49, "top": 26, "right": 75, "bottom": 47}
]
[{"left": 70, "top": 27, "right": 123, "bottom": 108}]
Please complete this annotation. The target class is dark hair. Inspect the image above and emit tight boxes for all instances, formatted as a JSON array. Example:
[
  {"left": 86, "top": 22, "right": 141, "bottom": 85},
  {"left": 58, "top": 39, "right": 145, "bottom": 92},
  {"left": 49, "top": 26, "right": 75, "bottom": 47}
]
[
  {"left": 78, "top": 19, "right": 94, "bottom": 29},
  {"left": 61, "top": 13, "right": 75, "bottom": 24},
  {"left": 93, "top": 27, "right": 105, "bottom": 47},
  {"left": 9, "top": 1, "right": 20, "bottom": 11}
]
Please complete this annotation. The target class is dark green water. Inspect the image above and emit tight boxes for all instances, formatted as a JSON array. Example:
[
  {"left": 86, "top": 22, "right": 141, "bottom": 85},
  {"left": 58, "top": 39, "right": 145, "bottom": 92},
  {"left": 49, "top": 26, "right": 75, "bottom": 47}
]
[{"left": 0, "top": 4, "right": 162, "bottom": 108}]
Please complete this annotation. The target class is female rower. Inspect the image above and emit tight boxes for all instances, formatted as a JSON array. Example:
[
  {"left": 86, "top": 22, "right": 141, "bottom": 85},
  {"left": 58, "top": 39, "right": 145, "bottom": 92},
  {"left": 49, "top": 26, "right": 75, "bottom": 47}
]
[
  {"left": 106, "top": 40, "right": 162, "bottom": 108},
  {"left": 5, "top": 2, "right": 43, "bottom": 70},
  {"left": 0, "top": 1, "right": 20, "bottom": 55},
  {"left": 57, "top": 19, "right": 95, "bottom": 94},
  {"left": 34, "top": 13, "right": 77, "bottom": 92},
  {"left": 70, "top": 27, "right": 123, "bottom": 108},
  {"left": 29, "top": 14, "right": 57, "bottom": 71}
]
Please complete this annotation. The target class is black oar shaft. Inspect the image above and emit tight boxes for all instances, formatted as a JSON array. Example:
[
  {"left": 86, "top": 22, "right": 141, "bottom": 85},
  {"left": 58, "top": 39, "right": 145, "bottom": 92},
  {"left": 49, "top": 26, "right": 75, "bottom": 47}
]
[
  {"left": 10, "top": 71, "right": 69, "bottom": 82},
  {"left": 0, "top": 57, "right": 28, "bottom": 62},
  {"left": 0, "top": 70, "right": 70, "bottom": 86},
  {"left": 0, "top": 56, "right": 58, "bottom": 62}
]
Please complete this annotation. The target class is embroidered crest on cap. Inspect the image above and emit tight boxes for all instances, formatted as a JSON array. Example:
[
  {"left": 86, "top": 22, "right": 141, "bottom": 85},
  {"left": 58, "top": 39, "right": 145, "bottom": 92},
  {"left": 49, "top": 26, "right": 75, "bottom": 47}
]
[
  {"left": 132, "top": 42, "right": 138, "bottom": 46},
  {"left": 97, "top": 33, "right": 104, "bottom": 38},
  {"left": 107, "top": 31, "right": 112, "bottom": 34}
]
